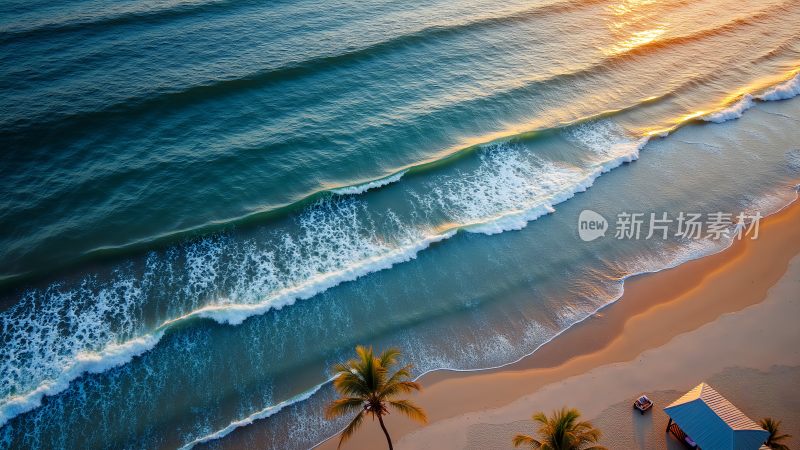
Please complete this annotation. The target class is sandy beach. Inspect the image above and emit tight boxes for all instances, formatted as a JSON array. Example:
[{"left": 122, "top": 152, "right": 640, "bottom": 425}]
[{"left": 318, "top": 197, "right": 800, "bottom": 450}]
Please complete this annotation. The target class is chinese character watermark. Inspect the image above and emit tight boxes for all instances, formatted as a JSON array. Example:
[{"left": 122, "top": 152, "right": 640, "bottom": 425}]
[{"left": 578, "top": 210, "right": 762, "bottom": 241}]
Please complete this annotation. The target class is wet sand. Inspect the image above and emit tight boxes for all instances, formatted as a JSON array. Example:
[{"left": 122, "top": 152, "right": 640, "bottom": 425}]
[{"left": 317, "top": 197, "right": 800, "bottom": 450}]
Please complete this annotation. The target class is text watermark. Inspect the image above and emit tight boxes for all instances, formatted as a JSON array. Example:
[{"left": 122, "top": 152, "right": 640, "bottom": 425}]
[{"left": 578, "top": 210, "right": 762, "bottom": 242}]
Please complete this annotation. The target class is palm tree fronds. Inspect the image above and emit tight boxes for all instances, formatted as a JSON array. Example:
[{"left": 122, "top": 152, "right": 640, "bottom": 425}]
[
  {"left": 760, "top": 417, "right": 792, "bottom": 450},
  {"left": 354, "top": 345, "right": 373, "bottom": 363},
  {"left": 325, "top": 397, "right": 365, "bottom": 420},
  {"left": 326, "top": 346, "right": 427, "bottom": 449},
  {"left": 384, "top": 364, "right": 414, "bottom": 385},
  {"left": 573, "top": 423, "right": 602, "bottom": 443},
  {"left": 519, "top": 407, "right": 605, "bottom": 450},
  {"left": 331, "top": 362, "right": 355, "bottom": 375},
  {"left": 387, "top": 399, "right": 428, "bottom": 424},
  {"left": 532, "top": 411, "right": 549, "bottom": 425},
  {"left": 336, "top": 410, "right": 366, "bottom": 449},
  {"left": 512, "top": 433, "right": 542, "bottom": 448},
  {"left": 332, "top": 373, "right": 371, "bottom": 397},
  {"left": 379, "top": 348, "right": 402, "bottom": 368},
  {"left": 379, "top": 380, "right": 421, "bottom": 399}
]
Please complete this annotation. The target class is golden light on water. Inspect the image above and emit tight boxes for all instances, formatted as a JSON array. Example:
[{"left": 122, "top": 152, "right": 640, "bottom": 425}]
[
  {"left": 603, "top": 0, "right": 669, "bottom": 56},
  {"left": 608, "top": 0, "right": 660, "bottom": 16},
  {"left": 679, "top": 110, "right": 709, "bottom": 121},
  {"left": 606, "top": 27, "right": 667, "bottom": 55}
]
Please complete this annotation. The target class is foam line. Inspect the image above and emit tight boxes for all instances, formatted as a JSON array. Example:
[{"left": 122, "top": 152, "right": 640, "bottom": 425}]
[
  {"left": 702, "top": 94, "right": 755, "bottom": 123},
  {"left": 177, "top": 380, "right": 330, "bottom": 450},
  {"left": 0, "top": 228, "right": 455, "bottom": 428},
  {"left": 702, "top": 73, "right": 800, "bottom": 123},
  {"left": 164, "top": 231, "right": 455, "bottom": 326},
  {"left": 464, "top": 138, "right": 648, "bottom": 235},
  {"left": 757, "top": 72, "right": 800, "bottom": 101},
  {"left": 331, "top": 171, "right": 406, "bottom": 195},
  {"left": 0, "top": 331, "right": 164, "bottom": 428}
]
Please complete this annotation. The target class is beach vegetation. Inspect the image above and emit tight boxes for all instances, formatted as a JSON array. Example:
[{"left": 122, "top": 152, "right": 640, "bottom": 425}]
[
  {"left": 512, "top": 407, "right": 607, "bottom": 450},
  {"left": 760, "top": 417, "right": 792, "bottom": 450},
  {"left": 326, "top": 346, "right": 427, "bottom": 449}
]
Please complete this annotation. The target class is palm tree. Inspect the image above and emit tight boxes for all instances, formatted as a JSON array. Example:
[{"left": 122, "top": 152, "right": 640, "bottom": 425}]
[
  {"left": 759, "top": 417, "right": 792, "bottom": 450},
  {"left": 325, "top": 346, "right": 427, "bottom": 449},
  {"left": 512, "top": 407, "right": 607, "bottom": 450}
]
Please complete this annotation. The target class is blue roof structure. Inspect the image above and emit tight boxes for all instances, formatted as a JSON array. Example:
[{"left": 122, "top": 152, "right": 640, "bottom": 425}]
[{"left": 664, "top": 383, "right": 769, "bottom": 450}]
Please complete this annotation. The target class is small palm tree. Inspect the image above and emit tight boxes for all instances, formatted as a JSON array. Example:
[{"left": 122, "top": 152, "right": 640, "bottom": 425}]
[
  {"left": 513, "top": 407, "right": 607, "bottom": 450},
  {"left": 760, "top": 417, "right": 791, "bottom": 450},
  {"left": 326, "top": 346, "right": 427, "bottom": 449}
]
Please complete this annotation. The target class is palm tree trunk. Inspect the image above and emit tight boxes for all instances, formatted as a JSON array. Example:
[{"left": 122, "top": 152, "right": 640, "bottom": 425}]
[{"left": 377, "top": 414, "right": 393, "bottom": 450}]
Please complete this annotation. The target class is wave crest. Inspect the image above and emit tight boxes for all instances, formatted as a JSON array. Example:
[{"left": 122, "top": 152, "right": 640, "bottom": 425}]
[
  {"left": 331, "top": 171, "right": 407, "bottom": 195},
  {"left": 703, "top": 73, "right": 800, "bottom": 123}
]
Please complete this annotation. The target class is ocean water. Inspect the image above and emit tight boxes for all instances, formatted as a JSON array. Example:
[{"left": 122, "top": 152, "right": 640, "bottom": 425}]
[{"left": 1, "top": 0, "right": 799, "bottom": 448}]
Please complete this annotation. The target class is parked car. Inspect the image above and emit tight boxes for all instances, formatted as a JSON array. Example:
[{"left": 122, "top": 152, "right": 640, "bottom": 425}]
[{"left": 633, "top": 395, "right": 654, "bottom": 414}]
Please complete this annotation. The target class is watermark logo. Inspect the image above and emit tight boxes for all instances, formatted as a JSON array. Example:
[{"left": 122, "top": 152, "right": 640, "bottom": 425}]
[
  {"left": 578, "top": 209, "right": 608, "bottom": 241},
  {"left": 577, "top": 210, "right": 762, "bottom": 241}
]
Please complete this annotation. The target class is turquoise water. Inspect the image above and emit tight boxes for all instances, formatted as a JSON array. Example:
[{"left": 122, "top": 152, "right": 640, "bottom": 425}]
[{"left": 1, "top": 0, "right": 799, "bottom": 448}]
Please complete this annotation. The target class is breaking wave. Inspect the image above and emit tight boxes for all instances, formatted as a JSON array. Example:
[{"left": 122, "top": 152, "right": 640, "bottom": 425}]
[
  {"left": 702, "top": 72, "right": 800, "bottom": 123},
  {"left": 331, "top": 171, "right": 407, "bottom": 196}
]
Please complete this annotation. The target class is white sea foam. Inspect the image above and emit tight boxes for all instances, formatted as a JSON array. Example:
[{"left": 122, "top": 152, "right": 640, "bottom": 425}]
[
  {"left": 0, "top": 201, "right": 456, "bottom": 426},
  {"left": 177, "top": 380, "right": 328, "bottom": 450},
  {"left": 331, "top": 170, "right": 406, "bottom": 195},
  {"left": 0, "top": 331, "right": 164, "bottom": 428},
  {"left": 702, "top": 94, "right": 755, "bottom": 123},
  {"left": 0, "top": 270, "right": 155, "bottom": 428},
  {"left": 430, "top": 147, "right": 585, "bottom": 235},
  {"left": 470, "top": 122, "right": 651, "bottom": 238},
  {"left": 757, "top": 73, "right": 800, "bottom": 101},
  {"left": 426, "top": 130, "right": 646, "bottom": 237},
  {"left": 702, "top": 73, "right": 800, "bottom": 123},
  {"left": 166, "top": 230, "right": 455, "bottom": 326},
  {"left": 566, "top": 119, "right": 648, "bottom": 168}
]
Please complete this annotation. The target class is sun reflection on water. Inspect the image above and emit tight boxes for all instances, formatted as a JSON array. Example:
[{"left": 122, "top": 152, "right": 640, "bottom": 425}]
[
  {"left": 603, "top": 0, "right": 669, "bottom": 56},
  {"left": 606, "top": 27, "right": 667, "bottom": 55}
]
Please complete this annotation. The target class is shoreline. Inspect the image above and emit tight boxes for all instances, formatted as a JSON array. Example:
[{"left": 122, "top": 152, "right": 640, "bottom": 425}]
[{"left": 317, "top": 195, "right": 800, "bottom": 449}]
